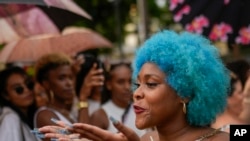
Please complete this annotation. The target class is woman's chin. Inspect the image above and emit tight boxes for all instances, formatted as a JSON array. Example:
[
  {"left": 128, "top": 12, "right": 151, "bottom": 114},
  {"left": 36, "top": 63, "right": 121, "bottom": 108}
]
[{"left": 135, "top": 120, "right": 151, "bottom": 130}]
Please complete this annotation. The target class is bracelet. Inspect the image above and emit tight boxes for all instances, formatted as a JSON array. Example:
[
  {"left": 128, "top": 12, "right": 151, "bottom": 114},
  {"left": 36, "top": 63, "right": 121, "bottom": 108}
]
[{"left": 77, "top": 101, "right": 88, "bottom": 109}]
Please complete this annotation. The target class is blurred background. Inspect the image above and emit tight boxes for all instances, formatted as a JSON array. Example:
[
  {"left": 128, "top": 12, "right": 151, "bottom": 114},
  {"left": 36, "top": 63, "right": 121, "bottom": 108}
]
[{"left": 0, "top": 0, "right": 250, "bottom": 72}]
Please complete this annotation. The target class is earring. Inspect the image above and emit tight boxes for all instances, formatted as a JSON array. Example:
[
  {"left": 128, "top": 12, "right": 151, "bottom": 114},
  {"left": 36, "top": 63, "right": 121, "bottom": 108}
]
[
  {"left": 49, "top": 90, "right": 54, "bottom": 103},
  {"left": 181, "top": 101, "right": 187, "bottom": 114}
]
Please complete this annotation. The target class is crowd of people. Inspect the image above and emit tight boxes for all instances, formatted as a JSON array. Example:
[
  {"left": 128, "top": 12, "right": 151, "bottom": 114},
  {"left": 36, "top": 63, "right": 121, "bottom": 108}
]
[{"left": 0, "top": 29, "right": 250, "bottom": 141}]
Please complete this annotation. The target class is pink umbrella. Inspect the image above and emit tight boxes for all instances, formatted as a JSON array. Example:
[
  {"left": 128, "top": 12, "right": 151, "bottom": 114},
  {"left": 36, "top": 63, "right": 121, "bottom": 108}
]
[
  {"left": 0, "top": 27, "right": 113, "bottom": 63},
  {"left": 0, "top": 0, "right": 92, "bottom": 44},
  {"left": 0, "top": 0, "right": 92, "bottom": 20},
  {"left": 0, "top": 5, "right": 60, "bottom": 44}
]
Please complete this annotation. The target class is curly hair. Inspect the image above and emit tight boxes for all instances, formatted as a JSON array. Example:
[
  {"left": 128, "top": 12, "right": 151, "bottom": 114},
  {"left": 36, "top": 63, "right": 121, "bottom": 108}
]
[
  {"left": 132, "top": 30, "right": 230, "bottom": 126},
  {"left": 34, "top": 53, "right": 72, "bottom": 84}
]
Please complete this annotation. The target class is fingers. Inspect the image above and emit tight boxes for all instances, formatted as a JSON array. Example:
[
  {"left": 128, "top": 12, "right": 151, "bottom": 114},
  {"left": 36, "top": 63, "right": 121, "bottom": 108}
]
[
  {"left": 110, "top": 117, "right": 140, "bottom": 141},
  {"left": 73, "top": 123, "right": 113, "bottom": 141},
  {"left": 45, "top": 133, "right": 80, "bottom": 140},
  {"left": 51, "top": 118, "right": 73, "bottom": 128},
  {"left": 39, "top": 125, "right": 64, "bottom": 133}
]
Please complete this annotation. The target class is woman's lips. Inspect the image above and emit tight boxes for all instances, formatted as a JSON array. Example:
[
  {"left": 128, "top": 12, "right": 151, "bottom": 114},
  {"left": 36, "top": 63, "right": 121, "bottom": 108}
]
[{"left": 133, "top": 105, "right": 146, "bottom": 114}]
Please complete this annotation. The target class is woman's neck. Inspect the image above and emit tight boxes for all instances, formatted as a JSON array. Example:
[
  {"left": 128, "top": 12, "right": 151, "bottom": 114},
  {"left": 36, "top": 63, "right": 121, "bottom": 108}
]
[
  {"left": 48, "top": 99, "right": 72, "bottom": 111},
  {"left": 18, "top": 107, "right": 28, "bottom": 117}
]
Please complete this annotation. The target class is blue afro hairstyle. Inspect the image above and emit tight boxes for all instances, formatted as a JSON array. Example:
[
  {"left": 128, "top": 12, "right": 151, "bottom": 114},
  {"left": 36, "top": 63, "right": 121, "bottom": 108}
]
[{"left": 132, "top": 30, "right": 230, "bottom": 126}]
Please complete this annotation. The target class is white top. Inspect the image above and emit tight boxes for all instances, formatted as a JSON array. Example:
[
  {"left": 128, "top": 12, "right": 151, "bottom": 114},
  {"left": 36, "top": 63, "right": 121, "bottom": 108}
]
[
  {"left": 0, "top": 107, "right": 38, "bottom": 141},
  {"left": 102, "top": 100, "right": 125, "bottom": 133},
  {"left": 33, "top": 106, "right": 75, "bottom": 128}
]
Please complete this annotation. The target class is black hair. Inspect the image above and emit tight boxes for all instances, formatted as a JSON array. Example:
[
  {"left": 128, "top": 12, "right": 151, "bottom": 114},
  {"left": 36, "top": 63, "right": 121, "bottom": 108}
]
[
  {"left": 226, "top": 59, "right": 250, "bottom": 87},
  {"left": 0, "top": 66, "right": 37, "bottom": 128},
  {"left": 75, "top": 53, "right": 106, "bottom": 97},
  {"left": 101, "top": 62, "right": 131, "bottom": 104}
]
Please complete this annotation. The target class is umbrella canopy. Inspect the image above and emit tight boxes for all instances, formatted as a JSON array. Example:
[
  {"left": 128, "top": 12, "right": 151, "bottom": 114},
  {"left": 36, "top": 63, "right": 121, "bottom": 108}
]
[
  {"left": 0, "top": 5, "right": 59, "bottom": 44},
  {"left": 0, "top": 0, "right": 92, "bottom": 19},
  {"left": 0, "top": 27, "right": 113, "bottom": 63},
  {"left": 0, "top": 1, "right": 91, "bottom": 44},
  {"left": 169, "top": 0, "right": 250, "bottom": 45}
]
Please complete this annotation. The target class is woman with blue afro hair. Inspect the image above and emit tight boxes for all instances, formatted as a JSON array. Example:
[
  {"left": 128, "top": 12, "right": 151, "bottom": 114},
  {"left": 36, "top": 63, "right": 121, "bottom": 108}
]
[
  {"left": 37, "top": 30, "right": 230, "bottom": 141},
  {"left": 131, "top": 30, "right": 230, "bottom": 140}
]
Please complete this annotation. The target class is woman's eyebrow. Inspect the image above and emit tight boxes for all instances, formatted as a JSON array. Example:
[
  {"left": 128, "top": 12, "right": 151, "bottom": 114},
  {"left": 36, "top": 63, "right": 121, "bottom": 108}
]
[{"left": 138, "top": 74, "right": 163, "bottom": 80}]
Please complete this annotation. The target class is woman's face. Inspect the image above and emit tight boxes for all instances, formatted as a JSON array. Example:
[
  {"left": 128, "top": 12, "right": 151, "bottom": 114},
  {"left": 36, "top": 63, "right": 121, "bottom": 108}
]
[
  {"left": 34, "top": 83, "right": 48, "bottom": 108},
  {"left": 133, "top": 63, "right": 182, "bottom": 129},
  {"left": 5, "top": 73, "right": 34, "bottom": 108},
  {"left": 107, "top": 65, "right": 132, "bottom": 108},
  {"left": 45, "top": 65, "right": 75, "bottom": 102}
]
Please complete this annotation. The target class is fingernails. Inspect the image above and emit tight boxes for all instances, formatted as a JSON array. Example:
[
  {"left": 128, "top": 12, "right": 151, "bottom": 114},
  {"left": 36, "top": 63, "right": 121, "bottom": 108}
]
[
  {"left": 51, "top": 118, "right": 73, "bottom": 128},
  {"left": 30, "top": 129, "right": 45, "bottom": 139},
  {"left": 50, "top": 138, "right": 58, "bottom": 141},
  {"left": 36, "top": 134, "right": 45, "bottom": 139},
  {"left": 51, "top": 118, "right": 59, "bottom": 124},
  {"left": 30, "top": 128, "right": 41, "bottom": 134},
  {"left": 109, "top": 116, "right": 119, "bottom": 124},
  {"left": 58, "top": 129, "right": 71, "bottom": 135},
  {"left": 66, "top": 123, "right": 73, "bottom": 128}
]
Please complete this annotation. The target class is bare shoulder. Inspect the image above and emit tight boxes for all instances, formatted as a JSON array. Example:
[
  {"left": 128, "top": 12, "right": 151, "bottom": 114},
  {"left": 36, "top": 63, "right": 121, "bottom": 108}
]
[
  {"left": 140, "top": 130, "right": 158, "bottom": 141},
  {"left": 209, "top": 131, "right": 229, "bottom": 141},
  {"left": 35, "top": 109, "right": 58, "bottom": 128},
  {"left": 90, "top": 108, "right": 109, "bottom": 129}
]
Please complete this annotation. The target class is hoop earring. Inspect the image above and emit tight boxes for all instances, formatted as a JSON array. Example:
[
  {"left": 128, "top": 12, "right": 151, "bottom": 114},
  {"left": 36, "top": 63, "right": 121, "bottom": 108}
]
[
  {"left": 182, "top": 101, "right": 187, "bottom": 114},
  {"left": 49, "top": 90, "right": 54, "bottom": 103}
]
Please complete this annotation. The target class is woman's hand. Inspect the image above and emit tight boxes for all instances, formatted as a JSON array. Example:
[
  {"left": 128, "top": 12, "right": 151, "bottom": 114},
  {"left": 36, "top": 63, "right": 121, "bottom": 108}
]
[
  {"left": 79, "top": 63, "right": 104, "bottom": 101},
  {"left": 38, "top": 118, "right": 140, "bottom": 141}
]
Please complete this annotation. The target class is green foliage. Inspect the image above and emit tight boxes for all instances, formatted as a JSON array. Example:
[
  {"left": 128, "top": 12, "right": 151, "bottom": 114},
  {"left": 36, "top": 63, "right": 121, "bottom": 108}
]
[
  {"left": 74, "top": 0, "right": 136, "bottom": 43},
  {"left": 73, "top": 0, "right": 174, "bottom": 57}
]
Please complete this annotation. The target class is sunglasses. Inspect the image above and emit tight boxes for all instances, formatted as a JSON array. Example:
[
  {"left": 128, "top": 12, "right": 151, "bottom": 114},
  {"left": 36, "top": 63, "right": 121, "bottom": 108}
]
[{"left": 14, "top": 81, "right": 34, "bottom": 95}]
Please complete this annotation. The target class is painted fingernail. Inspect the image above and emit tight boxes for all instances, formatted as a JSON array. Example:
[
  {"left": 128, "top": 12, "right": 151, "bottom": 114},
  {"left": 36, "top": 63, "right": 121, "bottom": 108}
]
[
  {"left": 58, "top": 129, "right": 71, "bottom": 135},
  {"left": 30, "top": 128, "right": 41, "bottom": 134},
  {"left": 109, "top": 116, "right": 119, "bottom": 124},
  {"left": 51, "top": 118, "right": 59, "bottom": 124},
  {"left": 35, "top": 133, "right": 45, "bottom": 139},
  {"left": 50, "top": 138, "right": 58, "bottom": 141},
  {"left": 66, "top": 123, "right": 73, "bottom": 128}
]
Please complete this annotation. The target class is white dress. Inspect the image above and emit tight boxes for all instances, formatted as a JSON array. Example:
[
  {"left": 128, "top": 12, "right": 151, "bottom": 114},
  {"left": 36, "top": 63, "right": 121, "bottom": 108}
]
[{"left": 0, "top": 107, "right": 38, "bottom": 141}]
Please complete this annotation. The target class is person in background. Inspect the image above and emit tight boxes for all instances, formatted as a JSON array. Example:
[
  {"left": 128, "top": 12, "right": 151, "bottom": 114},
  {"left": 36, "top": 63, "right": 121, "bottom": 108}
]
[
  {"left": 240, "top": 70, "right": 250, "bottom": 123},
  {"left": 226, "top": 59, "right": 250, "bottom": 89},
  {"left": 71, "top": 53, "right": 105, "bottom": 118},
  {"left": 0, "top": 66, "right": 38, "bottom": 141},
  {"left": 211, "top": 59, "right": 250, "bottom": 132},
  {"left": 38, "top": 30, "right": 230, "bottom": 141},
  {"left": 33, "top": 53, "right": 93, "bottom": 140},
  {"left": 90, "top": 63, "right": 133, "bottom": 132},
  {"left": 34, "top": 82, "right": 48, "bottom": 108}
]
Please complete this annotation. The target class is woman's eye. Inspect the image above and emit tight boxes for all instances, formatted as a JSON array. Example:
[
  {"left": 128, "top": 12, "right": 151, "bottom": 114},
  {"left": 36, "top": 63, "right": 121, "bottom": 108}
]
[
  {"left": 146, "top": 83, "right": 158, "bottom": 88},
  {"left": 133, "top": 83, "right": 140, "bottom": 88}
]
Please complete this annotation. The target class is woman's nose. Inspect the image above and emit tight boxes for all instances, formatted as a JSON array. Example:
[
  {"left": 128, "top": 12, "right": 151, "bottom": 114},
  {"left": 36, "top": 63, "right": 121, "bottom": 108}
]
[{"left": 133, "top": 87, "right": 143, "bottom": 101}]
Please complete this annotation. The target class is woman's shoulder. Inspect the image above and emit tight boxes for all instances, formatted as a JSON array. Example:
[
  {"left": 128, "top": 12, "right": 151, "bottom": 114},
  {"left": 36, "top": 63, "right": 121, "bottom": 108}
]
[
  {"left": 197, "top": 131, "right": 229, "bottom": 141},
  {"left": 196, "top": 128, "right": 229, "bottom": 141},
  {"left": 0, "top": 107, "right": 19, "bottom": 121}
]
